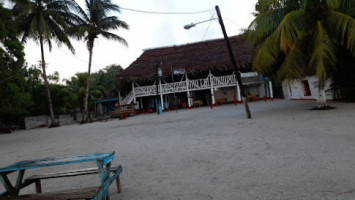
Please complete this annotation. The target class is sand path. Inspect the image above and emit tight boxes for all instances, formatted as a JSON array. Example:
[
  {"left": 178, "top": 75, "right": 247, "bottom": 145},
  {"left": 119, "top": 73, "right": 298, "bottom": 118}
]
[{"left": 1, "top": 100, "right": 355, "bottom": 199}]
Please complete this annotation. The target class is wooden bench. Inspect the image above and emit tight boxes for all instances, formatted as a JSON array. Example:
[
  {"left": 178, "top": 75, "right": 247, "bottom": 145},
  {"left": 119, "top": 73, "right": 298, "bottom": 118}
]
[
  {"left": 26, "top": 165, "right": 122, "bottom": 194},
  {"left": 215, "top": 98, "right": 227, "bottom": 105},
  {"left": 0, "top": 166, "right": 122, "bottom": 199},
  {"left": 0, "top": 187, "right": 100, "bottom": 200},
  {"left": 193, "top": 100, "right": 203, "bottom": 107},
  {"left": 111, "top": 104, "right": 136, "bottom": 119},
  {"left": 247, "top": 95, "right": 256, "bottom": 101}
]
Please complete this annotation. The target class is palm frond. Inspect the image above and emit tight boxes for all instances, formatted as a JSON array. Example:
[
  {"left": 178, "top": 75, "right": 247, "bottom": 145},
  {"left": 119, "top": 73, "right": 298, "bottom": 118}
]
[
  {"left": 309, "top": 21, "right": 336, "bottom": 81},
  {"left": 47, "top": 17, "right": 75, "bottom": 53},
  {"left": 247, "top": 7, "right": 288, "bottom": 44},
  {"left": 100, "top": 31, "right": 127, "bottom": 47},
  {"left": 324, "top": 11, "right": 355, "bottom": 55},
  {"left": 273, "top": 10, "right": 305, "bottom": 54},
  {"left": 100, "top": 0, "right": 120, "bottom": 13},
  {"left": 100, "top": 16, "right": 129, "bottom": 30},
  {"left": 277, "top": 31, "right": 309, "bottom": 80},
  {"left": 325, "top": 0, "right": 340, "bottom": 10},
  {"left": 253, "top": 32, "right": 281, "bottom": 74}
]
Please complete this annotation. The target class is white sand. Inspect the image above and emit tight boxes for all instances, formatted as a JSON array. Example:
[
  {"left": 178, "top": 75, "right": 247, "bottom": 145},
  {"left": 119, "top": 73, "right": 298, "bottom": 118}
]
[{"left": 1, "top": 100, "right": 355, "bottom": 200}]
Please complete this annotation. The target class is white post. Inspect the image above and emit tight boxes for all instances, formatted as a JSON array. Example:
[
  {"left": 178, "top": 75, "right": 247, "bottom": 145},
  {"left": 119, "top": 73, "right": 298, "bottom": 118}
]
[
  {"left": 269, "top": 81, "right": 274, "bottom": 100},
  {"left": 159, "top": 79, "right": 164, "bottom": 111},
  {"left": 132, "top": 81, "right": 138, "bottom": 110},
  {"left": 237, "top": 85, "right": 242, "bottom": 103},
  {"left": 132, "top": 81, "right": 136, "bottom": 104},
  {"left": 209, "top": 71, "right": 215, "bottom": 105},
  {"left": 186, "top": 73, "right": 191, "bottom": 109}
]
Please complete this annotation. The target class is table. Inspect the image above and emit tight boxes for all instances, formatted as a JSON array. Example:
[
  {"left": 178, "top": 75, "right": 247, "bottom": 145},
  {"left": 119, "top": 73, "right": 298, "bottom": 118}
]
[{"left": 0, "top": 152, "right": 116, "bottom": 199}]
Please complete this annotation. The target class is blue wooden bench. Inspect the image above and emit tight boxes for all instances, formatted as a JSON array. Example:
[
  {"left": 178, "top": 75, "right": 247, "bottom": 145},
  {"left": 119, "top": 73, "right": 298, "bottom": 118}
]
[
  {"left": 24, "top": 166, "right": 122, "bottom": 194},
  {"left": 0, "top": 152, "right": 122, "bottom": 200}
]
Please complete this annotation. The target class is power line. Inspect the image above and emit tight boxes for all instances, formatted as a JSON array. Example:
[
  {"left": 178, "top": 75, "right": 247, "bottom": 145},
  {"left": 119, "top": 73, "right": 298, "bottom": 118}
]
[
  {"left": 120, "top": 7, "right": 213, "bottom": 15},
  {"left": 201, "top": 14, "right": 215, "bottom": 41}
]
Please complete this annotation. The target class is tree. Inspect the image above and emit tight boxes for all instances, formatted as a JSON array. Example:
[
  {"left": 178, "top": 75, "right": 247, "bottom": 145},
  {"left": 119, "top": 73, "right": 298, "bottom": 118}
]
[
  {"left": 69, "top": 0, "right": 128, "bottom": 122},
  {"left": 247, "top": 0, "right": 355, "bottom": 108},
  {"left": 65, "top": 73, "right": 103, "bottom": 120},
  {"left": 92, "top": 64, "right": 123, "bottom": 96},
  {"left": 11, "top": 0, "right": 77, "bottom": 127},
  {"left": 0, "top": 4, "right": 30, "bottom": 131}
]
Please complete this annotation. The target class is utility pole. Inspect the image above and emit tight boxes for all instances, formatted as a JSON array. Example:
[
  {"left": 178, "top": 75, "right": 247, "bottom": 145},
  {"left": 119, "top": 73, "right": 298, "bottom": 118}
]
[{"left": 215, "top": 5, "right": 251, "bottom": 119}]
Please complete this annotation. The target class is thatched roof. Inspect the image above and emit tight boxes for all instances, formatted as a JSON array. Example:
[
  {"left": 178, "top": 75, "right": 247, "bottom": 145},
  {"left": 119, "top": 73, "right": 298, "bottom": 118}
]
[{"left": 119, "top": 36, "right": 253, "bottom": 81}]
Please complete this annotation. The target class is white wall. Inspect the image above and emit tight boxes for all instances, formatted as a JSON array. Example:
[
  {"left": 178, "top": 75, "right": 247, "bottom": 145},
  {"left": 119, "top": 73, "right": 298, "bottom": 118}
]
[
  {"left": 214, "top": 83, "right": 269, "bottom": 101},
  {"left": 282, "top": 76, "right": 334, "bottom": 100}
]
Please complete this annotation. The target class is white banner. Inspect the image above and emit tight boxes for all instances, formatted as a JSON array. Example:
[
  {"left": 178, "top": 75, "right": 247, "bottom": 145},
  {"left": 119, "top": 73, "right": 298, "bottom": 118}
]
[{"left": 173, "top": 69, "right": 185, "bottom": 75}]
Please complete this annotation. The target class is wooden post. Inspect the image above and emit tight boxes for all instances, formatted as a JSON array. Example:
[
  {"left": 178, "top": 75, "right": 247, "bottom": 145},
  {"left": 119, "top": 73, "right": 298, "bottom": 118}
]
[
  {"left": 140, "top": 97, "right": 143, "bottom": 111},
  {"left": 35, "top": 180, "right": 42, "bottom": 193},
  {"left": 118, "top": 91, "right": 121, "bottom": 106},
  {"left": 269, "top": 81, "right": 274, "bottom": 100},
  {"left": 216, "top": 5, "right": 251, "bottom": 118},
  {"left": 209, "top": 71, "right": 215, "bottom": 106},
  {"left": 116, "top": 176, "right": 121, "bottom": 193}
]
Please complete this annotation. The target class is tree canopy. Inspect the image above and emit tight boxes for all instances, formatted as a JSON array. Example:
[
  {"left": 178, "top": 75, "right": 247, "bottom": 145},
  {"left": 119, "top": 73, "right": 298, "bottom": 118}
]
[{"left": 247, "top": 0, "right": 355, "bottom": 107}]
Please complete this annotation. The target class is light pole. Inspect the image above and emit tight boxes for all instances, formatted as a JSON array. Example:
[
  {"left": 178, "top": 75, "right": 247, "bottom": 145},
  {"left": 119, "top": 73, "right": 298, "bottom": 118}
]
[{"left": 184, "top": 5, "right": 252, "bottom": 119}]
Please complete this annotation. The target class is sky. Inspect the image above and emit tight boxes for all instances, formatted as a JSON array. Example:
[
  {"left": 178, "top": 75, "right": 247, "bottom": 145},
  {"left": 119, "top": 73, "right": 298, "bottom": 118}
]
[{"left": 23, "top": 0, "right": 258, "bottom": 82}]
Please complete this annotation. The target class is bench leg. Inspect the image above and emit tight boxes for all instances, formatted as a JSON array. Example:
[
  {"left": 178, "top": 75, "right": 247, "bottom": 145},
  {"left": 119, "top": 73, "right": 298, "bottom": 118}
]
[
  {"left": 35, "top": 180, "right": 42, "bottom": 193},
  {"left": 116, "top": 176, "right": 121, "bottom": 193}
]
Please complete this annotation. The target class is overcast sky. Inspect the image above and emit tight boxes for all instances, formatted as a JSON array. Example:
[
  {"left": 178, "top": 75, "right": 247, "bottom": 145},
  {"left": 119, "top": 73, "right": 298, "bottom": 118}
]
[{"left": 23, "top": 0, "right": 258, "bottom": 82}]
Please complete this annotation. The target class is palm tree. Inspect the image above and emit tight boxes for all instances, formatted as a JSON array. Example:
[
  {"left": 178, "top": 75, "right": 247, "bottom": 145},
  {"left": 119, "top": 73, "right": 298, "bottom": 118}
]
[
  {"left": 65, "top": 73, "right": 103, "bottom": 120},
  {"left": 11, "top": 0, "right": 77, "bottom": 126},
  {"left": 69, "top": 0, "right": 128, "bottom": 123},
  {"left": 247, "top": 0, "right": 355, "bottom": 108}
]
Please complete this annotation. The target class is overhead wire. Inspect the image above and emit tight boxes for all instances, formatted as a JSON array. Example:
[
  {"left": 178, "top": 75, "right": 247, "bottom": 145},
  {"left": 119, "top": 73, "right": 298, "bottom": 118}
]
[{"left": 120, "top": 7, "right": 213, "bottom": 15}]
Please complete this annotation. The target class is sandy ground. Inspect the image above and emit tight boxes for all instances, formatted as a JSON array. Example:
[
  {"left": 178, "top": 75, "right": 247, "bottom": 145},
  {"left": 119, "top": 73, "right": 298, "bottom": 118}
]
[{"left": 1, "top": 100, "right": 355, "bottom": 200}]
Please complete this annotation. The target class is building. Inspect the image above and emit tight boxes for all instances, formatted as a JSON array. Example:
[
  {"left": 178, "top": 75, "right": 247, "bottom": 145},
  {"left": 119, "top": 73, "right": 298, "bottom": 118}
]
[
  {"left": 282, "top": 77, "right": 339, "bottom": 101},
  {"left": 118, "top": 36, "right": 274, "bottom": 112}
]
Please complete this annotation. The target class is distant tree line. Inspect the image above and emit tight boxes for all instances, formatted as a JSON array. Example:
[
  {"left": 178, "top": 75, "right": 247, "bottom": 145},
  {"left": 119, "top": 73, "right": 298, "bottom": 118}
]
[
  {"left": 1, "top": 60, "right": 123, "bottom": 130},
  {"left": 0, "top": 0, "right": 127, "bottom": 131}
]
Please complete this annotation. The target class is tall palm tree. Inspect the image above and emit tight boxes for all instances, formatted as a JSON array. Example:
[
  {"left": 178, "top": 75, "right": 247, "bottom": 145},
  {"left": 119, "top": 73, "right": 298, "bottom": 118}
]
[
  {"left": 69, "top": 0, "right": 128, "bottom": 123},
  {"left": 11, "top": 0, "right": 77, "bottom": 126},
  {"left": 247, "top": 0, "right": 355, "bottom": 108}
]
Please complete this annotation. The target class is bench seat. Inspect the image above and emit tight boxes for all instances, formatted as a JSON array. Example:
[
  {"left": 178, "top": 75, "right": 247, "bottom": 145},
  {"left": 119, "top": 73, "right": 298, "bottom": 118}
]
[
  {"left": 0, "top": 187, "right": 100, "bottom": 200},
  {"left": 24, "top": 166, "right": 122, "bottom": 194}
]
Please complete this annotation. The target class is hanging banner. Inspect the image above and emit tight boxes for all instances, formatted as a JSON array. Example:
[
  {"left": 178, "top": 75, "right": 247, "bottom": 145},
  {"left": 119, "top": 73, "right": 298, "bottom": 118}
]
[{"left": 173, "top": 69, "right": 185, "bottom": 75}]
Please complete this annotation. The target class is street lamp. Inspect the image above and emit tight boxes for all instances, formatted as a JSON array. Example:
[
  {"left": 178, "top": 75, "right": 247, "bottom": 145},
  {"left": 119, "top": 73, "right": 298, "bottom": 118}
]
[
  {"left": 184, "top": 18, "right": 217, "bottom": 30},
  {"left": 184, "top": 5, "right": 252, "bottom": 119}
]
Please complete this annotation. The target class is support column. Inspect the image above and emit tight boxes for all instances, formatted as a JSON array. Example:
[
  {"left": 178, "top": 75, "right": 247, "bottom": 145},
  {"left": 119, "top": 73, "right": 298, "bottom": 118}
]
[
  {"left": 269, "top": 81, "right": 274, "bottom": 100},
  {"left": 159, "top": 79, "right": 164, "bottom": 111},
  {"left": 236, "top": 84, "right": 242, "bottom": 104},
  {"left": 186, "top": 74, "right": 191, "bottom": 109},
  {"left": 209, "top": 71, "right": 215, "bottom": 105},
  {"left": 132, "top": 81, "right": 138, "bottom": 110},
  {"left": 132, "top": 81, "right": 136, "bottom": 104}
]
